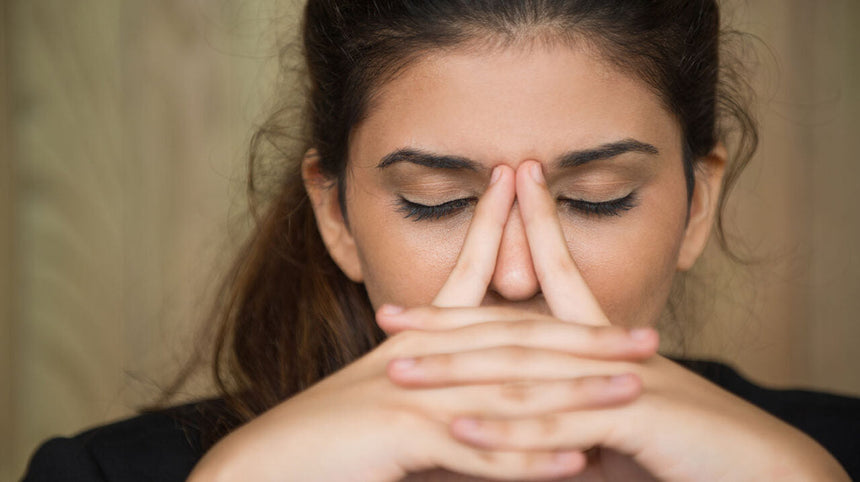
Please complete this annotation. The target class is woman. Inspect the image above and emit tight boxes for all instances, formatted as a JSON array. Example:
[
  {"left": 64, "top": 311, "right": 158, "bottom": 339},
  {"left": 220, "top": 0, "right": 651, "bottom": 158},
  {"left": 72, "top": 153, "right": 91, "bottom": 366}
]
[{"left": 23, "top": 1, "right": 858, "bottom": 480}]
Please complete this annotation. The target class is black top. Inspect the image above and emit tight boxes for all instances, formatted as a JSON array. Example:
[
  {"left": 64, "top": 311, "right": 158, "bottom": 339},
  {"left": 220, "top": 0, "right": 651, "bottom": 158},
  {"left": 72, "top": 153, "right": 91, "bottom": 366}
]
[{"left": 22, "top": 359, "right": 860, "bottom": 481}]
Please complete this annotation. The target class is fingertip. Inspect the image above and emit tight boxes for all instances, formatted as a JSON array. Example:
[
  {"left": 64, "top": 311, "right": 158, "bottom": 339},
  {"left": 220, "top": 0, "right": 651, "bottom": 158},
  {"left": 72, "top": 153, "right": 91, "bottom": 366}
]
[
  {"left": 450, "top": 417, "right": 480, "bottom": 437},
  {"left": 378, "top": 304, "right": 405, "bottom": 316},
  {"left": 515, "top": 160, "right": 545, "bottom": 185},
  {"left": 530, "top": 163, "right": 545, "bottom": 185},
  {"left": 493, "top": 163, "right": 515, "bottom": 177},
  {"left": 629, "top": 327, "right": 660, "bottom": 354},
  {"left": 490, "top": 165, "right": 502, "bottom": 184},
  {"left": 376, "top": 304, "right": 408, "bottom": 332},
  {"left": 487, "top": 164, "right": 515, "bottom": 198},
  {"left": 386, "top": 357, "right": 418, "bottom": 384},
  {"left": 515, "top": 161, "right": 554, "bottom": 216},
  {"left": 608, "top": 373, "right": 643, "bottom": 395},
  {"left": 515, "top": 160, "right": 530, "bottom": 186},
  {"left": 551, "top": 450, "right": 588, "bottom": 474}
]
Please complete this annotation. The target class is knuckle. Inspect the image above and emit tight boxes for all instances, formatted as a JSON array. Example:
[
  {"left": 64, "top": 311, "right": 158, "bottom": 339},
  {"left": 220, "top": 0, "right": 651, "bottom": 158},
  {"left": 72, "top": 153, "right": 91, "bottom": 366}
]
[
  {"left": 569, "top": 376, "right": 595, "bottom": 394},
  {"left": 502, "top": 345, "right": 531, "bottom": 363},
  {"left": 499, "top": 381, "right": 534, "bottom": 405},
  {"left": 539, "top": 414, "right": 560, "bottom": 437},
  {"left": 521, "top": 452, "right": 550, "bottom": 472},
  {"left": 425, "top": 352, "right": 453, "bottom": 373},
  {"left": 488, "top": 419, "right": 512, "bottom": 443},
  {"left": 477, "top": 450, "right": 496, "bottom": 464}
]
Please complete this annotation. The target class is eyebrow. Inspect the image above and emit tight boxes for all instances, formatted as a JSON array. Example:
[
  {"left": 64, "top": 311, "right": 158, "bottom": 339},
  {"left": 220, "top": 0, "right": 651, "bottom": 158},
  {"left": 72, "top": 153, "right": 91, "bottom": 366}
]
[
  {"left": 557, "top": 138, "right": 659, "bottom": 168},
  {"left": 377, "top": 148, "right": 482, "bottom": 171},
  {"left": 376, "top": 138, "right": 659, "bottom": 170}
]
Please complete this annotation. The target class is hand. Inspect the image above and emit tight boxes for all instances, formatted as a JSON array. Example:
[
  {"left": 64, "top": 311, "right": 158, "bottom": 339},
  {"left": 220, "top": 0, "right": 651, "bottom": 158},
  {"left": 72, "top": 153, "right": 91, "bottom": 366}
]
[
  {"left": 187, "top": 166, "right": 655, "bottom": 482},
  {"left": 385, "top": 161, "right": 849, "bottom": 481}
]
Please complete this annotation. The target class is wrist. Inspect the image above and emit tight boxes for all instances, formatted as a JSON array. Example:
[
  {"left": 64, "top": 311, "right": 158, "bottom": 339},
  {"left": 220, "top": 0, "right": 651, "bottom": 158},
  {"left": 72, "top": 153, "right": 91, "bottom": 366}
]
[{"left": 756, "top": 430, "right": 850, "bottom": 482}]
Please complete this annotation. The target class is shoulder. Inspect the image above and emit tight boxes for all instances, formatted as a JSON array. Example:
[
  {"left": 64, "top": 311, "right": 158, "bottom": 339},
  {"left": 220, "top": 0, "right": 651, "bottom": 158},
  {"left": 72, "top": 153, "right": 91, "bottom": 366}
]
[
  {"left": 675, "top": 357, "right": 860, "bottom": 478},
  {"left": 22, "top": 398, "right": 226, "bottom": 482}
]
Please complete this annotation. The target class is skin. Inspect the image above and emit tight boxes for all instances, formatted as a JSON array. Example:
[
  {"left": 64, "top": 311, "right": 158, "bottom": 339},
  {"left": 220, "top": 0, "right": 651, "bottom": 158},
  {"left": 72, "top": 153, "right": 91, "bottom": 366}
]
[{"left": 188, "top": 44, "right": 849, "bottom": 481}]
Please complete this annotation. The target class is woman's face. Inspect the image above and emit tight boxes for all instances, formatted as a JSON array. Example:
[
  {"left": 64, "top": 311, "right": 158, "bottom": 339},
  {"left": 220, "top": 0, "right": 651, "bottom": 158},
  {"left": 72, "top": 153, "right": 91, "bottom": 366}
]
[{"left": 310, "top": 44, "right": 720, "bottom": 329}]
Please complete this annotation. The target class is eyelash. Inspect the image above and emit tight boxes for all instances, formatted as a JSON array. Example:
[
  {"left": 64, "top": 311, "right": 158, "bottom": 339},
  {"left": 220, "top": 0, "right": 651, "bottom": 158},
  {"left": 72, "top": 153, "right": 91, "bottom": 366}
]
[
  {"left": 397, "top": 197, "right": 477, "bottom": 221},
  {"left": 397, "top": 192, "right": 638, "bottom": 222},
  {"left": 558, "top": 192, "right": 638, "bottom": 217}
]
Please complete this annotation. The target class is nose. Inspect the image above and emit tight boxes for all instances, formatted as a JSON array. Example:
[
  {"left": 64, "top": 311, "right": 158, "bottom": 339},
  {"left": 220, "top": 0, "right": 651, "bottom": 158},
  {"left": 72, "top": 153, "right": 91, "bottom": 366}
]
[{"left": 488, "top": 201, "right": 541, "bottom": 301}]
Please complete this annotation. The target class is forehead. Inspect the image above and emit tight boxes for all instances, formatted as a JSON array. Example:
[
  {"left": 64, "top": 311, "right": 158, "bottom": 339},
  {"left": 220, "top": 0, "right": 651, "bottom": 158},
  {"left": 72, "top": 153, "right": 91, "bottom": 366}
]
[{"left": 349, "top": 44, "right": 681, "bottom": 169}]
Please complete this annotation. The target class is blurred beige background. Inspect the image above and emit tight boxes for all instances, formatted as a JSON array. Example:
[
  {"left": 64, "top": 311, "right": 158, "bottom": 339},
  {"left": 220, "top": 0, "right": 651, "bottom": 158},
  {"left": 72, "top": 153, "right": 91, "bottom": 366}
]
[{"left": 1, "top": 0, "right": 859, "bottom": 479}]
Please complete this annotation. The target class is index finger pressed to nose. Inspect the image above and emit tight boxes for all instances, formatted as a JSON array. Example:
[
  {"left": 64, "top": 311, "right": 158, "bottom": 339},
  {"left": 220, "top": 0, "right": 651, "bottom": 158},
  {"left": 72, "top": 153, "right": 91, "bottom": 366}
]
[
  {"left": 515, "top": 161, "right": 610, "bottom": 326},
  {"left": 433, "top": 165, "right": 515, "bottom": 307}
]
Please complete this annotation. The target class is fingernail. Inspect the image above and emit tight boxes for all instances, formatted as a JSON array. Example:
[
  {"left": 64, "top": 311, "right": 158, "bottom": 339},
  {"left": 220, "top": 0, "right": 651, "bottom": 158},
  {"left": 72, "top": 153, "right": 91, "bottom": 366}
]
[
  {"left": 390, "top": 358, "right": 416, "bottom": 371},
  {"left": 379, "top": 304, "right": 405, "bottom": 316},
  {"left": 629, "top": 328, "right": 653, "bottom": 343},
  {"left": 490, "top": 166, "right": 502, "bottom": 185},
  {"left": 609, "top": 374, "right": 633, "bottom": 386},
  {"left": 454, "top": 417, "right": 479, "bottom": 432},
  {"left": 529, "top": 162, "right": 545, "bottom": 184},
  {"left": 553, "top": 451, "right": 580, "bottom": 465}
]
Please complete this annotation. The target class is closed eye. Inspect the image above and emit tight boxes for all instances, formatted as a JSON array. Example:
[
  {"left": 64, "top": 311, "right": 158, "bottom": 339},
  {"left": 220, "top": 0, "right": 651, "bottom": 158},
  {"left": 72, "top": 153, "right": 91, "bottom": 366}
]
[
  {"left": 558, "top": 192, "right": 638, "bottom": 217},
  {"left": 397, "top": 192, "right": 637, "bottom": 222},
  {"left": 397, "top": 197, "right": 476, "bottom": 221}
]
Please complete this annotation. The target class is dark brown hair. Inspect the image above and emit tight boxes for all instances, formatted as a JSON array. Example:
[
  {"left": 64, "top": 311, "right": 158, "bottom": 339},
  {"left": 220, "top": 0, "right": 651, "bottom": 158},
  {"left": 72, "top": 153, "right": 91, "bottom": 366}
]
[{"left": 176, "top": 0, "right": 758, "bottom": 446}]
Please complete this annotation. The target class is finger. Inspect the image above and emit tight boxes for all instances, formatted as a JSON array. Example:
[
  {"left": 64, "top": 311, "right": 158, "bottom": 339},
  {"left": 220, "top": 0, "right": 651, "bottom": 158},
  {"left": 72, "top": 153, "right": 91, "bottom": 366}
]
[
  {"left": 415, "top": 419, "right": 588, "bottom": 481},
  {"left": 381, "top": 315, "right": 658, "bottom": 361},
  {"left": 449, "top": 408, "right": 632, "bottom": 454},
  {"left": 432, "top": 165, "right": 515, "bottom": 307},
  {"left": 516, "top": 161, "right": 609, "bottom": 325},
  {"left": 377, "top": 304, "right": 555, "bottom": 334},
  {"left": 403, "top": 375, "right": 641, "bottom": 420},
  {"left": 434, "top": 448, "right": 587, "bottom": 481},
  {"left": 388, "top": 346, "right": 643, "bottom": 387}
]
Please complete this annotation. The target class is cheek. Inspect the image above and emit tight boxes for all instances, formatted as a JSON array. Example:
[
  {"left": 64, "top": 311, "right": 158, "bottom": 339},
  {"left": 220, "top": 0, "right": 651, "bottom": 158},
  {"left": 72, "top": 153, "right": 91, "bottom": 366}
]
[
  {"left": 352, "top": 212, "right": 468, "bottom": 310},
  {"left": 564, "top": 204, "right": 687, "bottom": 327}
]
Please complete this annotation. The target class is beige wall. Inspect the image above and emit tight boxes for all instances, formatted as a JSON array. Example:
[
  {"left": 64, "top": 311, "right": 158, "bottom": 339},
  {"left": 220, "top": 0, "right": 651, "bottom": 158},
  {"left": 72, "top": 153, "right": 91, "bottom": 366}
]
[
  {"left": 678, "top": 1, "right": 860, "bottom": 392},
  {"left": 2, "top": 1, "right": 15, "bottom": 480},
  {"left": 3, "top": 0, "right": 289, "bottom": 477},
  {"left": 2, "top": 0, "right": 859, "bottom": 478}
]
